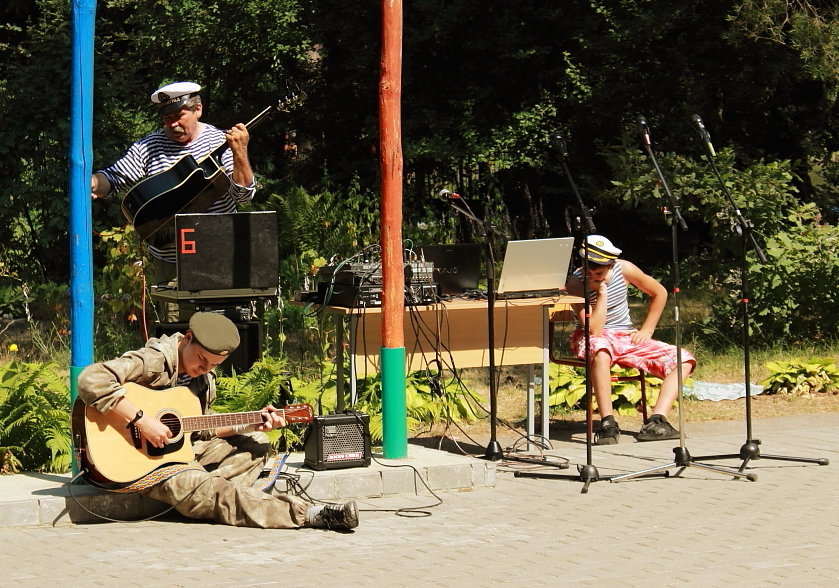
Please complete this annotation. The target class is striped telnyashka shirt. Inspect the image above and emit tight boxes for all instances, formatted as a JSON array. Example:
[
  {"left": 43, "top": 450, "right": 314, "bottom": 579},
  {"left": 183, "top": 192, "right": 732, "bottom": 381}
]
[{"left": 573, "top": 260, "right": 634, "bottom": 330}]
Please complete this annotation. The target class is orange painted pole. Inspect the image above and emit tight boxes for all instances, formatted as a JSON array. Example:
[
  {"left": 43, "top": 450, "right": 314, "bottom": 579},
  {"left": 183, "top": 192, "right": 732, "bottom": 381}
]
[{"left": 379, "top": 0, "right": 407, "bottom": 458}]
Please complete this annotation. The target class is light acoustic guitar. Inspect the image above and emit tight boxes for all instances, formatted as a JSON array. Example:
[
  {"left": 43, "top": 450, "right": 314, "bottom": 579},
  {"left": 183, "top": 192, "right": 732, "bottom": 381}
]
[
  {"left": 120, "top": 90, "right": 305, "bottom": 247},
  {"left": 72, "top": 382, "right": 314, "bottom": 489}
]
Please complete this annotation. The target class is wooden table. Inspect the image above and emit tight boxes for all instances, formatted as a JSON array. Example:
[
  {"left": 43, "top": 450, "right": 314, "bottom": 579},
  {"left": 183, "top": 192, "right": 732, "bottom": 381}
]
[{"left": 308, "top": 295, "right": 582, "bottom": 442}]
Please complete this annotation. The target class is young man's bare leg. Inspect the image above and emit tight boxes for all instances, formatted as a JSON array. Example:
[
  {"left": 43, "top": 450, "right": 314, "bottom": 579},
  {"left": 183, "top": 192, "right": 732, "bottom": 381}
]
[
  {"left": 591, "top": 350, "right": 620, "bottom": 444},
  {"left": 638, "top": 362, "right": 695, "bottom": 441}
]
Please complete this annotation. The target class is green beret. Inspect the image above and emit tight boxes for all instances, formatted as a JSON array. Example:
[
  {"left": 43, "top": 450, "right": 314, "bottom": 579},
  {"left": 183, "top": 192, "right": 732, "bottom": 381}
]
[{"left": 188, "top": 312, "right": 240, "bottom": 356}]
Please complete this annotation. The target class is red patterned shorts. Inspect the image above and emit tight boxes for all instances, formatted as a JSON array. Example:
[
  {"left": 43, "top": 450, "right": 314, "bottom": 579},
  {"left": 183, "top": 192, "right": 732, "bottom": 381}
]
[{"left": 570, "top": 329, "right": 696, "bottom": 379}]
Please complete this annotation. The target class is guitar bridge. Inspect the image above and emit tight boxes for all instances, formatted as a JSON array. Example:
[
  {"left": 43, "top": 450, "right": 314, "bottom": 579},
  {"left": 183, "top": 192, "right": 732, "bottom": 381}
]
[{"left": 128, "top": 423, "right": 142, "bottom": 449}]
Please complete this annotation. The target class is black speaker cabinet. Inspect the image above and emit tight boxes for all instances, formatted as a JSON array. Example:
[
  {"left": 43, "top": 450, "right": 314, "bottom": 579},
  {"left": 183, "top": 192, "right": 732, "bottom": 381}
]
[
  {"left": 303, "top": 412, "right": 372, "bottom": 471},
  {"left": 175, "top": 211, "right": 278, "bottom": 291},
  {"left": 154, "top": 320, "right": 263, "bottom": 375}
]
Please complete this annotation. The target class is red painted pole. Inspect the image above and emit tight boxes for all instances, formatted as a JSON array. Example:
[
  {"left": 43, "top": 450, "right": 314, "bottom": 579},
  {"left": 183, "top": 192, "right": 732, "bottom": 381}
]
[{"left": 379, "top": 0, "right": 407, "bottom": 457}]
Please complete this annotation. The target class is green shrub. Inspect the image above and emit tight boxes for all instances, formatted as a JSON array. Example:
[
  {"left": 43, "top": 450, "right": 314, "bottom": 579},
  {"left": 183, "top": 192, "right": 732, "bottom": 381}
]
[
  {"left": 214, "top": 356, "right": 307, "bottom": 450},
  {"left": 548, "top": 362, "right": 664, "bottom": 416},
  {"left": 760, "top": 358, "right": 839, "bottom": 396},
  {"left": 704, "top": 203, "right": 839, "bottom": 346}
]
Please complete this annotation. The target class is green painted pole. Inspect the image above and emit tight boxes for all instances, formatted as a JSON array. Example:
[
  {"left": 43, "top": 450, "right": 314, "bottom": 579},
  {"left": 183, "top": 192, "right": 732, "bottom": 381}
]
[{"left": 380, "top": 346, "right": 407, "bottom": 456}]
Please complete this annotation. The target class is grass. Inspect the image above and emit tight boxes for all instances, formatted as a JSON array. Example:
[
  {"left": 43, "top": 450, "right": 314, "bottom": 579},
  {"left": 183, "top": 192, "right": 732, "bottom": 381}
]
[{"left": 418, "top": 358, "right": 839, "bottom": 454}]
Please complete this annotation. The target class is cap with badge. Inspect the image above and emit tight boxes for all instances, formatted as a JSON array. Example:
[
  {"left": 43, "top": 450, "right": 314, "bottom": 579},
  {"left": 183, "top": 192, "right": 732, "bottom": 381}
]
[
  {"left": 188, "top": 312, "right": 240, "bottom": 356},
  {"left": 150, "top": 81, "right": 201, "bottom": 116},
  {"left": 579, "top": 235, "right": 622, "bottom": 265}
]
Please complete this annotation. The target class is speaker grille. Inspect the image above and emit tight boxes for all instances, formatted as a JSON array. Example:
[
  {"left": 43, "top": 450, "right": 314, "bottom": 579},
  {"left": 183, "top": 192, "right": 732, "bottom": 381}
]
[
  {"left": 304, "top": 412, "right": 371, "bottom": 471},
  {"left": 322, "top": 422, "right": 366, "bottom": 462}
]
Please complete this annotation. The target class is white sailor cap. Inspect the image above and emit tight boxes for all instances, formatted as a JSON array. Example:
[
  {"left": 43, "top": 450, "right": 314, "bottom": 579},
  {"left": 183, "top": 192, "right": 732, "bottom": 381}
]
[
  {"left": 150, "top": 81, "right": 201, "bottom": 115},
  {"left": 580, "top": 235, "right": 622, "bottom": 265}
]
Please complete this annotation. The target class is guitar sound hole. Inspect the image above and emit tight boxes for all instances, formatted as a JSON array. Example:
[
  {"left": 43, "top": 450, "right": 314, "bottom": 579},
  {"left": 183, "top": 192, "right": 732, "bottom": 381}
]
[
  {"left": 147, "top": 412, "right": 185, "bottom": 457},
  {"left": 159, "top": 412, "right": 183, "bottom": 438}
]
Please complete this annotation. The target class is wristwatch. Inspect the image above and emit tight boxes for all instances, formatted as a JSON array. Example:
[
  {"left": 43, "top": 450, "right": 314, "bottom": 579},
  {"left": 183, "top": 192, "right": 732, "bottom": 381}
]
[{"left": 126, "top": 409, "right": 144, "bottom": 429}]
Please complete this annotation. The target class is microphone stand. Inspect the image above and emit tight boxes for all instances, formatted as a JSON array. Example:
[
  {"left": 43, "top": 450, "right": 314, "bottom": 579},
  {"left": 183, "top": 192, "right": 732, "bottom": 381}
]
[
  {"left": 514, "top": 131, "right": 604, "bottom": 493},
  {"left": 442, "top": 193, "right": 504, "bottom": 460},
  {"left": 611, "top": 116, "right": 755, "bottom": 484},
  {"left": 688, "top": 121, "right": 828, "bottom": 470}
]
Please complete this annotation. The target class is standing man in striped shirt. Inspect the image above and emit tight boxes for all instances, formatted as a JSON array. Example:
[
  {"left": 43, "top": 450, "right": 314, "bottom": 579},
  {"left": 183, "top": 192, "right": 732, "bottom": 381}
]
[
  {"left": 565, "top": 235, "right": 696, "bottom": 444},
  {"left": 90, "top": 81, "right": 256, "bottom": 292}
]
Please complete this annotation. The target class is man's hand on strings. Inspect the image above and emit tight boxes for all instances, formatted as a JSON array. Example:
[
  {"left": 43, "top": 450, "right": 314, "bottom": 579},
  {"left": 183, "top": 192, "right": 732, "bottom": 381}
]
[{"left": 255, "top": 405, "right": 287, "bottom": 432}]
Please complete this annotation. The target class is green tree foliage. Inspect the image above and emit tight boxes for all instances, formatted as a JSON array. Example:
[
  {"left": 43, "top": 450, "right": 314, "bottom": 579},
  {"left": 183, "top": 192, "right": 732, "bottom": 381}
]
[
  {"left": 0, "top": 1, "right": 75, "bottom": 282},
  {"left": 603, "top": 144, "right": 838, "bottom": 345},
  {"left": 706, "top": 203, "right": 839, "bottom": 345},
  {"left": 1, "top": 0, "right": 837, "bottom": 349},
  {"left": 730, "top": 0, "right": 839, "bottom": 101}
]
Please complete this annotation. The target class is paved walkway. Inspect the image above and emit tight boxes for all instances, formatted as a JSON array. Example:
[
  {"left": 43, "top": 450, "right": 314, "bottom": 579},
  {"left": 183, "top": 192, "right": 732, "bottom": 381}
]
[{"left": 1, "top": 412, "right": 838, "bottom": 586}]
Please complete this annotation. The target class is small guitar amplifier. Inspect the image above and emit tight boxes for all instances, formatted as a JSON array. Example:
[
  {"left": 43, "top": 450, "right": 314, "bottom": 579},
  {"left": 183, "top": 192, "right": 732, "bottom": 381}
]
[{"left": 303, "top": 411, "right": 372, "bottom": 471}]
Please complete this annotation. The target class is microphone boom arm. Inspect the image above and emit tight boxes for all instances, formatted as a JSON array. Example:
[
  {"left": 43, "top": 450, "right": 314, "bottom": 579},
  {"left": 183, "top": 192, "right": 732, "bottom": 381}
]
[
  {"left": 552, "top": 132, "right": 596, "bottom": 233},
  {"left": 640, "top": 135, "right": 688, "bottom": 232}
]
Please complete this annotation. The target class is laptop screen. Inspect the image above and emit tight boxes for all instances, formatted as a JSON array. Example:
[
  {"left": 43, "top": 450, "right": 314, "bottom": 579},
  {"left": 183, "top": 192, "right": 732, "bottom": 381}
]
[
  {"left": 175, "top": 212, "right": 278, "bottom": 291},
  {"left": 416, "top": 243, "right": 482, "bottom": 295},
  {"left": 496, "top": 237, "right": 574, "bottom": 298}
]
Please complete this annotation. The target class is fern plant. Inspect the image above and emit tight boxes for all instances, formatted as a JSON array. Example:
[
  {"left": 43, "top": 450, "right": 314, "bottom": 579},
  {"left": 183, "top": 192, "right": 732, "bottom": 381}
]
[
  {"left": 0, "top": 360, "right": 71, "bottom": 473},
  {"left": 214, "top": 356, "right": 310, "bottom": 450},
  {"left": 349, "top": 370, "right": 484, "bottom": 443},
  {"left": 216, "top": 353, "right": 483, "bottom": 446}
]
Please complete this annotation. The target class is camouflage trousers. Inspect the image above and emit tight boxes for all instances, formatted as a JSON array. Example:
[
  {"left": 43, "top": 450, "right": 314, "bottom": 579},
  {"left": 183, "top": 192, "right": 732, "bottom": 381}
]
[{"left": 140, "top": 432, "right": 310, "bottom": 528}]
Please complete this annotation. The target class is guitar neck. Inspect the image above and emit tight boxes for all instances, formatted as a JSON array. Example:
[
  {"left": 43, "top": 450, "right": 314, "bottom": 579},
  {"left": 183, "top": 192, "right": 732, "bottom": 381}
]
[
  {"left": 180, "top": 411, "right": 266, "bottom": 433},
  {"left": 207, "top": 93, "right": 301, "bottom": 163},
  {"left": 243, "top": 103, "right": 277, "bottom": 133}
]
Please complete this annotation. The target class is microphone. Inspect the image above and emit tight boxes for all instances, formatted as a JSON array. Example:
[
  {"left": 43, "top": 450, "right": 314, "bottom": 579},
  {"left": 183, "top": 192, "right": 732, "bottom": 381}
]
[
  {"left": 690, "top": 114, "right": 716, "bottom": 156},
  {"left": 437, "top": 188, "right": 460, "bottom": 200},
  {"left": 551, "top": 131, "right": 568, "bottom": 158},
  {"left": 636, "top": 114, "right": 651, "bottom": 147}
]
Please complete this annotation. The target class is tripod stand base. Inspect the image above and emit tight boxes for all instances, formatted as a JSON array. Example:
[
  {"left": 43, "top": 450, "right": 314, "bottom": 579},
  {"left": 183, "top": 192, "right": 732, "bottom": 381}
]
[
  {"left": 484, "top": 440, "right": 504, "bottom": 462},
  {"left": 697, "top": 438, "right": 829, "bottom": 471},
  {"left": 610, "top": 446, "right": 758, "bottom": 483},
  {"left": 515, "top": 463, "right": 603, "bottom": 493},
  {"left": 504, "top": 454, "right": 570, "bottom": 468}
]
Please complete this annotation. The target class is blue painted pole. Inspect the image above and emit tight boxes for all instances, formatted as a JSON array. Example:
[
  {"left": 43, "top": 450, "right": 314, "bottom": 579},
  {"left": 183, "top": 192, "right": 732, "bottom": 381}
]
[{"left": 68, "top": 1, "right": 96, "bottom": 423}]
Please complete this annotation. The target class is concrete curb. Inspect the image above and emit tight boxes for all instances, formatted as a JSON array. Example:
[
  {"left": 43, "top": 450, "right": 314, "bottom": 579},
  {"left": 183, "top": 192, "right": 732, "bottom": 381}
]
[{"left": 0, "top": 445, "right": 494, "bottom": 528}]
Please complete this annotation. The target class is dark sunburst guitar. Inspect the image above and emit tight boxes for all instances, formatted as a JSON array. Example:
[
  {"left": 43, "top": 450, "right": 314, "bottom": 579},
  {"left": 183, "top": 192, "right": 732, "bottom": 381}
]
[
  {"left": 121, "top": 90, "right": 305, "bottom": 246},
  {"left": 72, "top": 382, "right": 314, "bottom": 489}
]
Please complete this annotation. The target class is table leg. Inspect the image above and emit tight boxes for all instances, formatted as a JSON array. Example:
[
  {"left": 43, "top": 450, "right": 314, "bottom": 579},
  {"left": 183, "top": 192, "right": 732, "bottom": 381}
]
[
  {"left": 348, "top": 315, "right": 358, "bottom": 406},
  {"left": 527, "top": 365, "right": 535, "bottom": 450},
  {"left": 541, "top": 304, "right": 551, "bottom": 442},
  {"left": 335, "top": 315, "right": 345, "bottom": 411}
]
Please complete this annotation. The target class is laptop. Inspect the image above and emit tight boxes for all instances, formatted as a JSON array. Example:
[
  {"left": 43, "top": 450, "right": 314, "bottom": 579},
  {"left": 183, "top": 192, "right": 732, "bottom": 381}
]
[
  {"left": 495, "top": 237, "right": 574, "bottom": 299},
  {"left": 175, "top": 212, "right": 278, "bottom": 292},
  {"left": 416, "top": 243, "right": 482, "bottom": 296}
]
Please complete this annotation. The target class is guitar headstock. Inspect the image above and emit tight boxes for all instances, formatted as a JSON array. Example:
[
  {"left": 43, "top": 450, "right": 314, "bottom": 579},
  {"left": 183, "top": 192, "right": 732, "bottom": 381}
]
[
  {"left": 276, "top": 87, "right": 307, "bottom": 113},
  {"left": 283, "top": 403, "right": 314, "bottom": 424}
]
